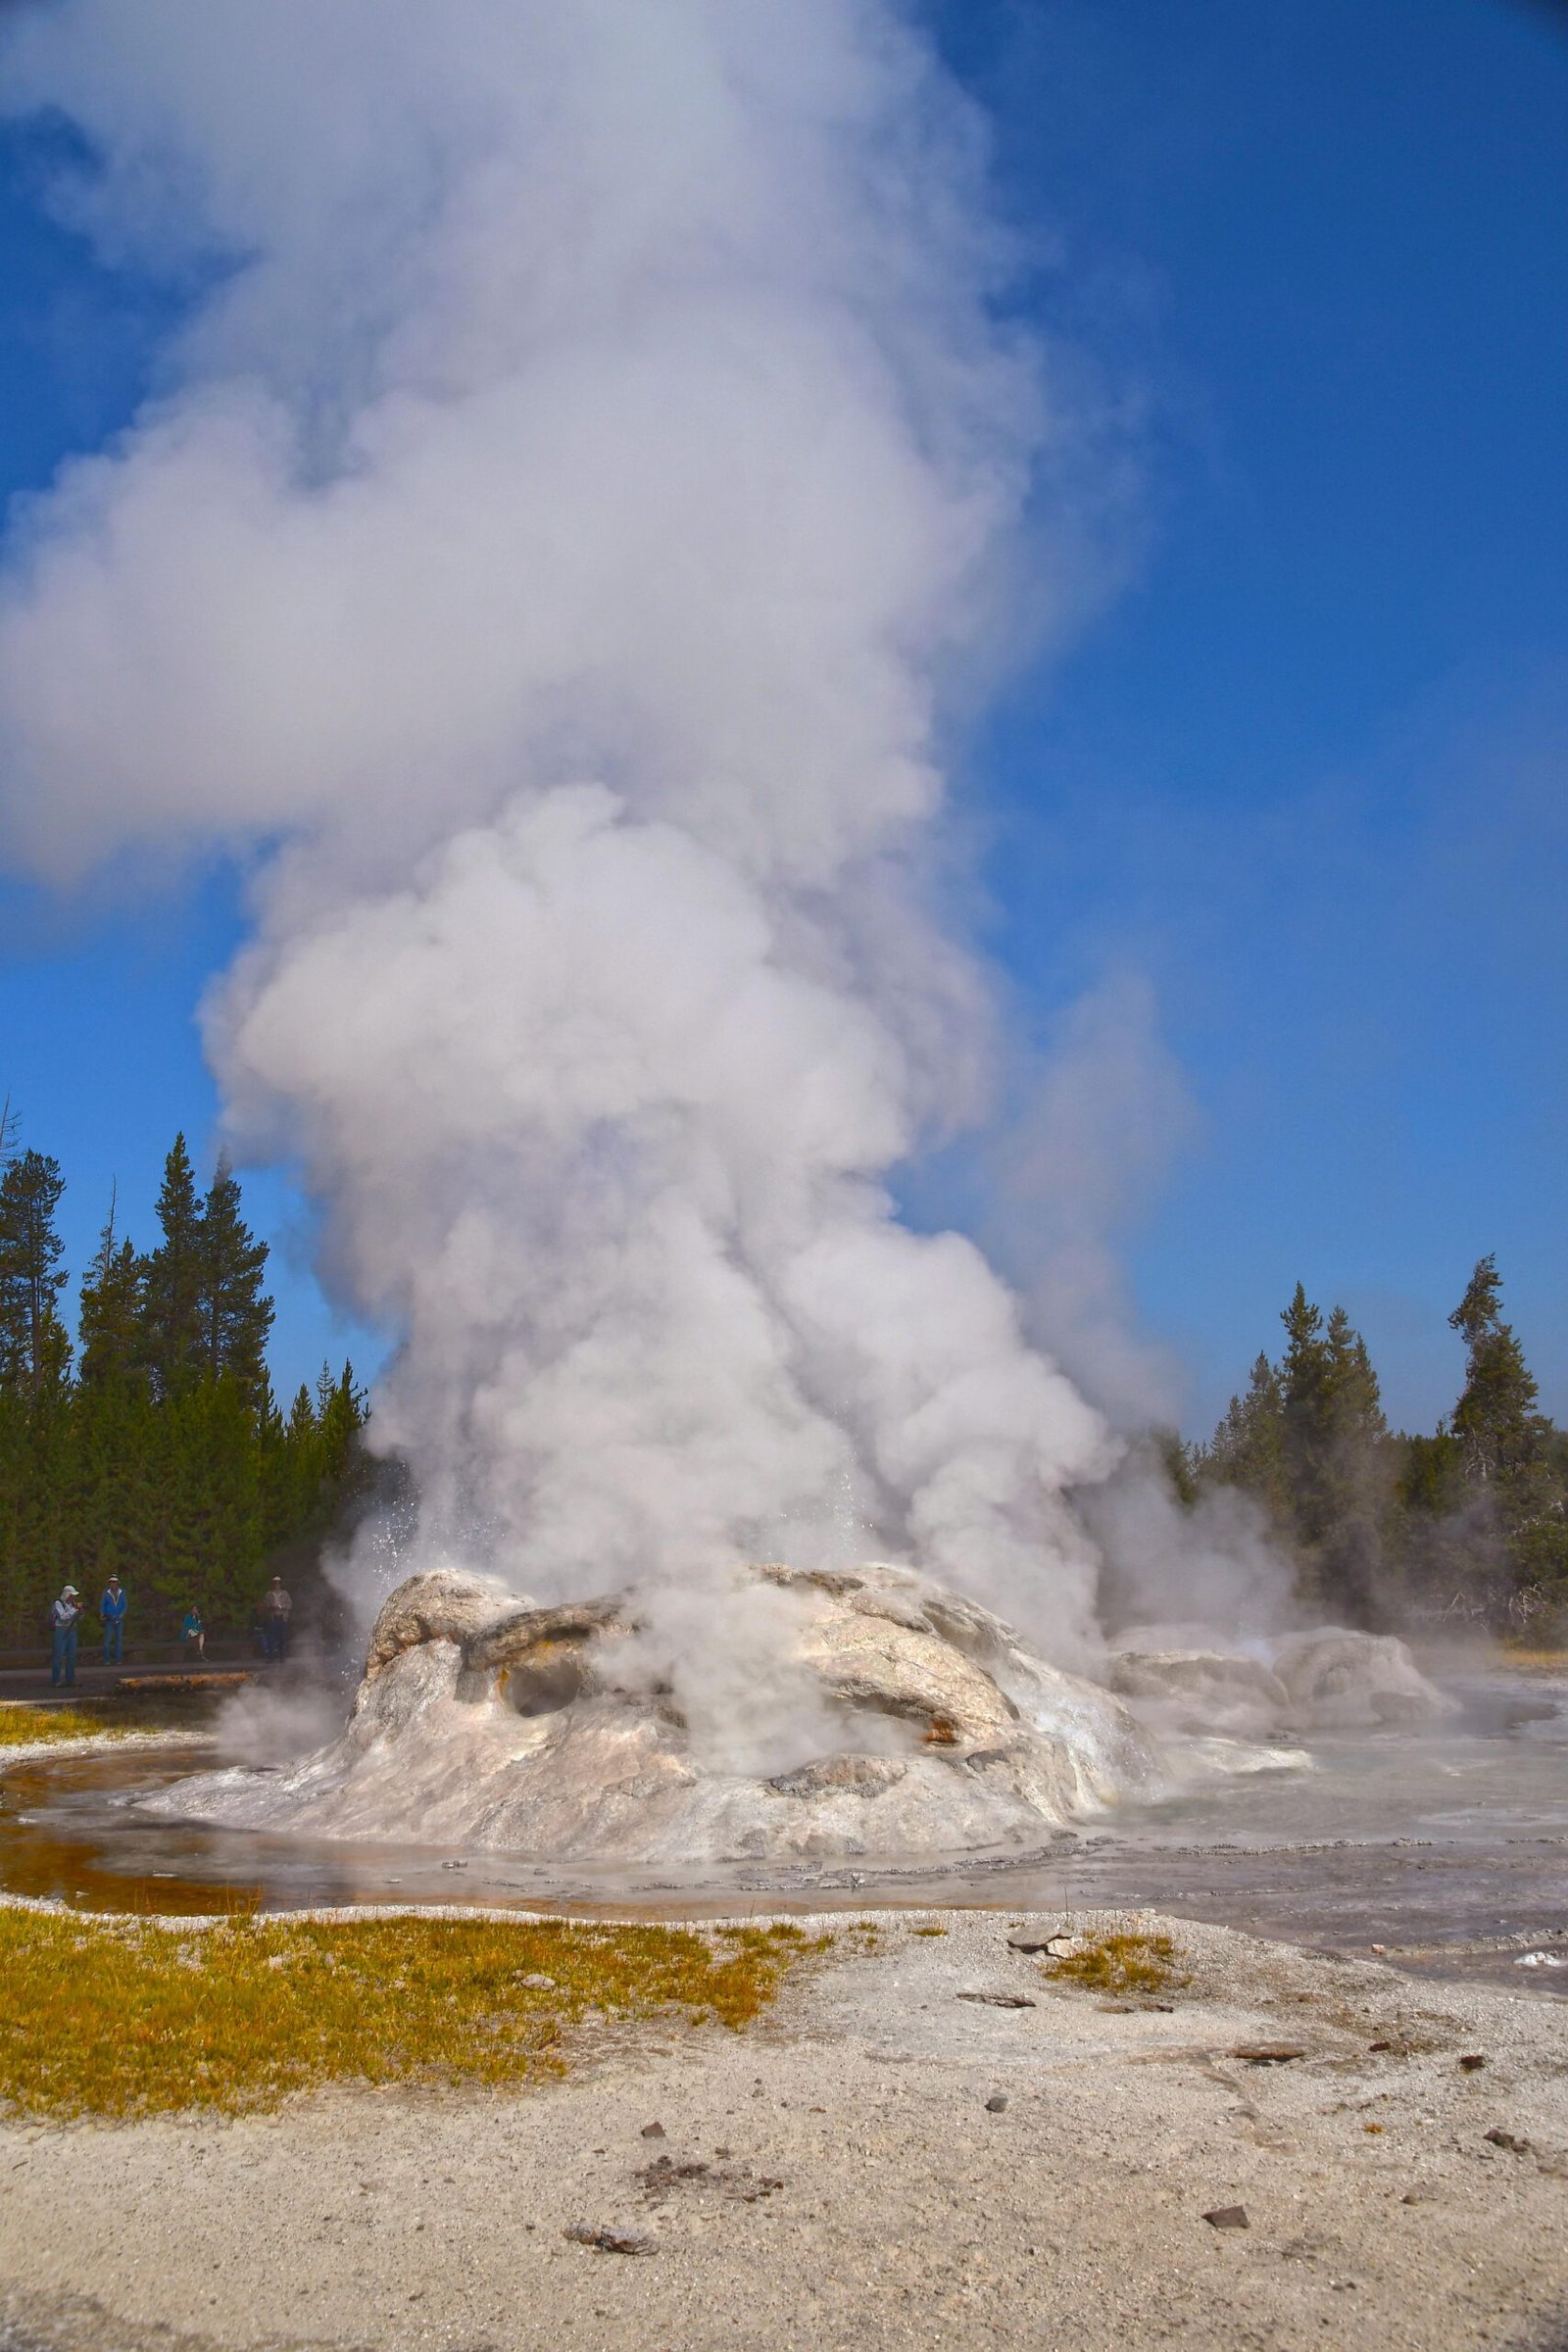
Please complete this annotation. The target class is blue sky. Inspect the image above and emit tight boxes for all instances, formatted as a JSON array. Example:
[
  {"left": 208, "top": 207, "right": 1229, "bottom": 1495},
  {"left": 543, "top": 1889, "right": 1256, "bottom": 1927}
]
[{"left": 1, "top": 0, "right": 1564, "bottom": 1435}]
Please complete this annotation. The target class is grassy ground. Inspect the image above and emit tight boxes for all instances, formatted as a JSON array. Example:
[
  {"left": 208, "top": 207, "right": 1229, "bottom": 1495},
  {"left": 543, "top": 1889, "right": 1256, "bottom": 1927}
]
[
  {"left": 1046, "top": 1929, "right": 1186, "bottom": 1998},
  {"left": 0, "top": 1704, "right": 123, "bottom": 1747},
  {"left": 0, "top": 1690, "right": 225, "bottom": 1746},
  {"left": 0, "top": 1907, "right": 819, "bottom": 2122}
]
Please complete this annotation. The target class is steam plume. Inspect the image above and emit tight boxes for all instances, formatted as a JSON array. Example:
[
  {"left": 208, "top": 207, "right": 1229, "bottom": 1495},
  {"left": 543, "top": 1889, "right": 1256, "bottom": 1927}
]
[{"left": 0, "top": 1, "right": 1134, "bottom": 1666}]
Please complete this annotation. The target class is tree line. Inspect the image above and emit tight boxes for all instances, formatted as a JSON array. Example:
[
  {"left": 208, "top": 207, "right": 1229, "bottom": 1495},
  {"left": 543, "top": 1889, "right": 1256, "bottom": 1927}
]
[
  {"left": 1183, "top": 1255, "right": 1568, "bottom": 1634},
  {"left": 0, "top": 1120, "right": 366, "bottom": 1645}
]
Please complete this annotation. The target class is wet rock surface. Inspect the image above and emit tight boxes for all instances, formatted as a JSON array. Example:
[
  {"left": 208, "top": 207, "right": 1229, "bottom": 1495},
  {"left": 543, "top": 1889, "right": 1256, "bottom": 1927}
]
[
  {"left": 361, "top": 1566, "right": 519, "bottom": 1683},
  {"left": 1108, "top": 1628, "right": 1455, "bottom": 1740},
  {"left": 1269, "top": 1631, "right": 1461, "bottom": 1731},
  {"left": 1108, "top": 1649, "right": 1293, "bottom": 1738}
]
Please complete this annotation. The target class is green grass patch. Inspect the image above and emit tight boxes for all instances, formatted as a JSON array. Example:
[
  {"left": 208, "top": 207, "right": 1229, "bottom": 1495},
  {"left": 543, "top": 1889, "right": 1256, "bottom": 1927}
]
[
  {"left": 0, "top": 1704, "right": 133, "bottom": 1748},
  {"left": 0, "top": 1908, "right": 819, "bottom": 2122},
  {"left": 1046, "top": 1930, "right": 1186, "bottom": 1998},
  {"left": 0, "top": 1689, "right": 225, "bottom": 1747}
]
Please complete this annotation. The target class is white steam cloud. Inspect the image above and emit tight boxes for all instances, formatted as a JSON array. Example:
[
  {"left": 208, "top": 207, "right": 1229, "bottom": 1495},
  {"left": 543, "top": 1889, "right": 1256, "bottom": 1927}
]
[{"left": 0, "top": 1, "right": 1165, "bottom": 1673}]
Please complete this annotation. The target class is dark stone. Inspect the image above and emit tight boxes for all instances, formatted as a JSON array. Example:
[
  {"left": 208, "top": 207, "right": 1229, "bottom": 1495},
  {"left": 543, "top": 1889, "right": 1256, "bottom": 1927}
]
[
  {"left": 958, "top": 1990, "right": 1037, "bottom": 2009},
  {"left": 640, "top": 2121, "right": 665, "bottom": 2139},
  {"left": 1203, "top": 2206, "right": 1250, "bottom": 2230},
  {"left": 564, "top": 2223, "right": 658, "bottom": 2255},
  {"left": 1458, "top": 2054, "right": 1488, "bottom": 2071},
  {"left": 1484, "top": 2129, "right": 1531, "bottom": 2154},
  {"left": 1233, "top": 2043, "right": 1306, "bottom": 2065},
  {"left": 637, "top": 2153, "right": 782, "bottom": 2205},
  {"left": 985, "top": 2093, "right": 1008, "bottom": 2113}
]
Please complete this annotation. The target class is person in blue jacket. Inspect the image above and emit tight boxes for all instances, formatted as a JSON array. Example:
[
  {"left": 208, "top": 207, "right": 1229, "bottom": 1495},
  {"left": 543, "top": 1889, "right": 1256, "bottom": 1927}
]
[
  {"left": 49, "top": 1587, "right": 83, "bottom": 1688},
  {"left": 101, "top": 1575, "right": 128, "bottom": 1665}
]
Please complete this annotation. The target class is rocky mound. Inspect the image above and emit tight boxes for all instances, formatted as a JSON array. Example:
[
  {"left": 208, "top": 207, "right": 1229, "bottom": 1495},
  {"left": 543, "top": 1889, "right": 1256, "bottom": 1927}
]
[
  {"left": 1107, "top": 1648, "right": 1294, "bottom": 1740},
  {"left": 153, "top": 1561, "right": 1159, "bottom": 1863},
  {"left": 1107, "top": 1628, "right": 1455, "bottom": 1738},
  {"left": 1269, "top": 1629, "right": 1462, "bottom": 1730}
]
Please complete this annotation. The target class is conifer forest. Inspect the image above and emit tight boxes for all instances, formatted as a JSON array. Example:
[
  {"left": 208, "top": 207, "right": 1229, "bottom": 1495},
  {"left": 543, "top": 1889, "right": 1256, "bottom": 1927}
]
[
  {"left": 0, "top": 1123, "right": 365, "bottom": 1647},
  {"left": 1185, "top": 1257, "right": 1568, "bottom": 1638}
]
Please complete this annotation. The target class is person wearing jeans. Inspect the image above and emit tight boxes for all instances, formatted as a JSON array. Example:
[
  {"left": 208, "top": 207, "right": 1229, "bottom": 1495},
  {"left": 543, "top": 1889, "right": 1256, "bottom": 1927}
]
[
  {"left": 259, "top": 1577, "right": 292, "bottom": 1661},
  {"left": 50, "top": 1587, "right": 83, "bottom": 1688},
  {"left": 101, "top": 1575, "right": 127, "bottom": 1665}
]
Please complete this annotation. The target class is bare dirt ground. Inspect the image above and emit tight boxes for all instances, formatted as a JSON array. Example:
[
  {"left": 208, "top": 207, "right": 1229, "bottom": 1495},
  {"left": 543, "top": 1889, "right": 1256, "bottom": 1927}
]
[{"left": 1, "top": 1906, "right": 1565, "bottom": 2352}]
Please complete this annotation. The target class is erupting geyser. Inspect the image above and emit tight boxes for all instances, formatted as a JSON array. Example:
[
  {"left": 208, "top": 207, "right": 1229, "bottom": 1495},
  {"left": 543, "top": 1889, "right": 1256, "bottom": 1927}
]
[
  {"left": 0, "top": 0, "right": 1144, "bottom": 1685},
  {"left": 0, "top": 2, "right": 1458, "bottom": 1848}
]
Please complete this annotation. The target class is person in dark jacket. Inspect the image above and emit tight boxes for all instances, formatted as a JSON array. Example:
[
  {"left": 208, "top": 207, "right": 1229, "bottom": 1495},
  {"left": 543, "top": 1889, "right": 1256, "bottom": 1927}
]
[
  {"left": 50, "top": 1587, "right": 83, "bottom": 1688},
  {"left": 259, "top": 1577, "right": 293, "bottom": 1661},
  {"left": 101, "top": 1575, "right": 128, "bottom": 1665}
]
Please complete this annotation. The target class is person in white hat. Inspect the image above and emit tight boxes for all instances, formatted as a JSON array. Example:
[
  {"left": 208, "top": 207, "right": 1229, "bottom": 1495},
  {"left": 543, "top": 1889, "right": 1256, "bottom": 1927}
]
[{"left": 50, "top": 1586, "right": 84, "bottom": 1689}]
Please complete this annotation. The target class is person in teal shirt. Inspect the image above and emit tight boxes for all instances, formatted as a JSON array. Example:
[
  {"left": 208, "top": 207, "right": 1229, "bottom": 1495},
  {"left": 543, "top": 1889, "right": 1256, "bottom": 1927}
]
[
  {"left": 100, "top": 1575, "right": 128, "bottom": 1665},
  {"left": 180, "top": 1605, "right": 205, "bottom": 1658}
]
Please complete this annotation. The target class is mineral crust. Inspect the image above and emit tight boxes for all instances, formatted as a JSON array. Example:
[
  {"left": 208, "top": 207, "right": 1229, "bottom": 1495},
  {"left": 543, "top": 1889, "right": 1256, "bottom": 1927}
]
[{"left": 152, "top": 1560, "right": 1158, "bottom": 1862}]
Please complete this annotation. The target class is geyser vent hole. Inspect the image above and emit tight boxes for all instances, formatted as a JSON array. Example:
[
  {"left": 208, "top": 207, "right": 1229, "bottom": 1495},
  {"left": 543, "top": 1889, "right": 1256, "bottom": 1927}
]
[{"left": 503, "top": 1649, "right": 586, "bottom": 1718}]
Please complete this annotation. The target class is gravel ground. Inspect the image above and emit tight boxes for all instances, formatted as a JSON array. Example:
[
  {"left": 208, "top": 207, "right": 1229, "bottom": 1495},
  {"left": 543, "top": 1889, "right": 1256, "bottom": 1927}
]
[{"left": 1, "top": 1905, "right": 1565, "bottom": 2351}]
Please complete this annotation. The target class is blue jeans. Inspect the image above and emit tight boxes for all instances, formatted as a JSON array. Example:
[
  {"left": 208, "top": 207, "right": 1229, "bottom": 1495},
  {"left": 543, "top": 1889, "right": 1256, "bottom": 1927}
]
[
  {"left": 103, "top": 1619, "right": 124, "bottom": 1664},
  {"left": 263, "top": 1617, "right": 288, "bottom": 1660},
  {"left": 50, "top": 1626, "right": 77, "bottom": 1687}
]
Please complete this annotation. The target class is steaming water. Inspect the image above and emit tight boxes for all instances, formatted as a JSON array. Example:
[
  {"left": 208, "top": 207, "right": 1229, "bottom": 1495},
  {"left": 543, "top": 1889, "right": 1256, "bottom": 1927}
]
[{"left": 4, "top": 1658, "right": 1563, "bottom": 1996}]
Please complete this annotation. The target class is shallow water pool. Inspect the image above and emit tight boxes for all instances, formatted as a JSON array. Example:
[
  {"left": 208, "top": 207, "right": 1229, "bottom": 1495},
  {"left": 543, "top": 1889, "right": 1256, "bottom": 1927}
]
[{"left": 2, "top": 1658, "right": 1563, "bottom": 1996}]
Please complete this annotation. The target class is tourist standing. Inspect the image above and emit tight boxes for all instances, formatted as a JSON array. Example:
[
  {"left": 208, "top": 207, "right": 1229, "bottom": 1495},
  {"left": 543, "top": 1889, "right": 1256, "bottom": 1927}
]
[
  {"left": 259, "top": 1577, "right": 293, "bottom": 1661},
  {"left": 101, "top": 1574, "right": 128, "bottom": 1665},
  {"left": 49, "top": 1587, "right": 83, "bottom": 1688},
  {"left": 180, "top": 1604, "right": 206, "bottom": 1658}
]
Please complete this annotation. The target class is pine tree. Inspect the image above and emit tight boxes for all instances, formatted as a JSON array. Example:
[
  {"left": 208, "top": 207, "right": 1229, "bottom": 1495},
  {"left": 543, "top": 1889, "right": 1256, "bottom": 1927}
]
[
  {"left": 318, "top": 1359, "right": 368, "bottom": 1479},
  {"left": 1448, "top": 1255, "right": 1540, "bottom": 1487},
  {"left": 1278, "top": 1283, "right": 1334, "bottom": 1551},
  {"left": 197, "top": 1155, "right": 274, "bottom": 1404},
  {"left": 1316, "top": 1304, "right": 1395, "bottom": 1622},
  {"left": 1204, "top": 1352, "right": 1290, "bottom": 1521},
  {"left": 0, "top": 1149, "right": 71, "bottom": 1396},
  {"left": 1446, "top": 1255, "right": 1566, "bottom": 1604},
  {"left": 77, "top": 1191, "right": 144, "bottom": 1387},
  {"left": 139, "top": 1135, "right": 205, "bottom": 1399},
  {"left": 1202, "top": 1288, "right": 1396, "bottom": 1622},
  {"left": 1324, "top": 1309, "right": 1385, "bottom": 1444}
]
